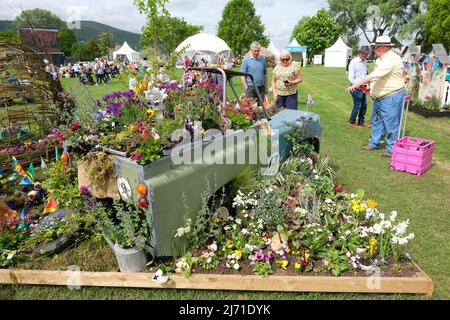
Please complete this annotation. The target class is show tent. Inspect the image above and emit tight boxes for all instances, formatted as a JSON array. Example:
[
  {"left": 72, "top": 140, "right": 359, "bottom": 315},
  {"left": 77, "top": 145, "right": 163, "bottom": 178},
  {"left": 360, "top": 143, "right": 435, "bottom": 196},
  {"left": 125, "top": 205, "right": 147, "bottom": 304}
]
[
  {"left": 324, "top": 37, "right": 352, "bottom": 68},
  {"left": 286, "top": 39, "right": 307, "bottom": 67},
  {"left": 267, "top": 40, "right": 281, "bottom": 63},
  {"left": 113, "top": 41, "right": 142, "bottom": 63},
  {"left": 175, "top": 33, "right": 232, "bottom": 67}
]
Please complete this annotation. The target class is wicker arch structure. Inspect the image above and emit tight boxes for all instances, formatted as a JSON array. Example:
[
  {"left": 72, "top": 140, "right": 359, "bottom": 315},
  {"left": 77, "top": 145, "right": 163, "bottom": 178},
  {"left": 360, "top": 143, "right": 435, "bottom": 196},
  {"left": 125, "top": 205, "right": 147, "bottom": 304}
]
[{"left": 0, "top": 39, "right": 74, "bottom": 168}]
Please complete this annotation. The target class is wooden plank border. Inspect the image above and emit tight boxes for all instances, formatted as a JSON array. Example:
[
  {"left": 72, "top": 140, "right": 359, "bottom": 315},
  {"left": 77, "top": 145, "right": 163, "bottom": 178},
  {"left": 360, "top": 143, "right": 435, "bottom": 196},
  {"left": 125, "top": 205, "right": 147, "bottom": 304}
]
[{"left": 0, "top": 263, "right": 433, "bottom": 297}]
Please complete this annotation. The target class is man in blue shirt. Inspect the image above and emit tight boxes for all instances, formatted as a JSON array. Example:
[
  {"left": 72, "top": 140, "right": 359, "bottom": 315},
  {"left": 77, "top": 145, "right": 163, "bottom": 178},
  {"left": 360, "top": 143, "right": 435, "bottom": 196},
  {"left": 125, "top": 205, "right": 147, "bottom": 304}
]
[{"left": 240, "top": 41, "right": 268, "bottom": 106}]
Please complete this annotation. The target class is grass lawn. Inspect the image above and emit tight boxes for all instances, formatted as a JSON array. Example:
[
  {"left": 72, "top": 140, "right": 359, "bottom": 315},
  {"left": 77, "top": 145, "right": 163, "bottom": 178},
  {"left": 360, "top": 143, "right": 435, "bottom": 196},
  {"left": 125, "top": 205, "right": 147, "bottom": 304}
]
[{"left": 1, "top": 66, "right": 449, "bottom": 300}]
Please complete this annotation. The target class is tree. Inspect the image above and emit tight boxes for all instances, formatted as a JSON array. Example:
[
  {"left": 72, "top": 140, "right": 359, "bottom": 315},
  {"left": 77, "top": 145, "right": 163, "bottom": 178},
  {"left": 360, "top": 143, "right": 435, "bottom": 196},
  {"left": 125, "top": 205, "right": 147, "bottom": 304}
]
[
  {"left": 217, "top": 0, "right": 268, "bottom": 56},
  {"left": 135, "top": 0, "right": 203, "bottom": 56},
  {"left": 82, "top": 38, "right": 102, "bottom": 61},
  {"left": 71, "top": 42, "right": 86, "bottom": 61},
  {"left": 14, "top": 8, "right": 65, "bottom": 29},
  {"left": 291, "top": 9, "right": 340, "bottom": 56},
  {"left": 59, "top": 28, "right": 77, "bottom": 56},
  {"left": 328, "top": 0, "right": 425, "bottom": 45},
  {"left": 424, "top": 0, "right": 450, "bottom": 50},
  {"left": 291, "top": 16, "right": 311, "bottom": 41},
  {"left": 98, "top": 32, "right": 116, "bottom": 58}
]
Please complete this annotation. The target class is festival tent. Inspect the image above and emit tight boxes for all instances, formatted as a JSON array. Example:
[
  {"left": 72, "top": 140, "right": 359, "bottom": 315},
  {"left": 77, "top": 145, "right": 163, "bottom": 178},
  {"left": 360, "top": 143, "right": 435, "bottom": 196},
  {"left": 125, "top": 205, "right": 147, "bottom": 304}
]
[
  {"left": 113, "top": 41, "right": 142, "bottom": 63},
  {"left": 175, "top": 33, "right": 232, "bottom": 66},
  {"left": 324, "top": 37, "right": 352, "bottom": 68},
  {"left": 267, "top": 40, "right": 281, "bottom": 62},
  {"left": 286, "top": 39, "right": 307, "bottom": 66}
]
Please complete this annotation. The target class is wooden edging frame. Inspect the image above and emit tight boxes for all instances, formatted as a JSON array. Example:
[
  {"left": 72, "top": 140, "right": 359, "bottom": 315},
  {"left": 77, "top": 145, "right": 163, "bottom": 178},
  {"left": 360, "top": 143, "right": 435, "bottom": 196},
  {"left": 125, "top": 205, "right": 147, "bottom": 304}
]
[{"left": 0, "top": 263, "right": 433, "bottom": 297}]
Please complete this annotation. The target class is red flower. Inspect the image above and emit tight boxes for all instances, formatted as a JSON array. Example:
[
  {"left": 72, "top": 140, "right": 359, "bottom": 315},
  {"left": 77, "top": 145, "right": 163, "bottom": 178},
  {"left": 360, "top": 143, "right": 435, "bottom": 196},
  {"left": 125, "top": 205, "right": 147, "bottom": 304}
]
[{"left": 70, "top": 122, "right": 81, "bottom": 132}]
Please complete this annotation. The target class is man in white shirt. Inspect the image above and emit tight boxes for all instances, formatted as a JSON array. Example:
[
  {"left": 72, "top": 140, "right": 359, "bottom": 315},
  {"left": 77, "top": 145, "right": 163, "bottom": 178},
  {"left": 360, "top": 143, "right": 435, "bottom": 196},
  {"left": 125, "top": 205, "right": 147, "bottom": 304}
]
[{"left": 347, "top": 46, "right": 370, "bottom": 128}]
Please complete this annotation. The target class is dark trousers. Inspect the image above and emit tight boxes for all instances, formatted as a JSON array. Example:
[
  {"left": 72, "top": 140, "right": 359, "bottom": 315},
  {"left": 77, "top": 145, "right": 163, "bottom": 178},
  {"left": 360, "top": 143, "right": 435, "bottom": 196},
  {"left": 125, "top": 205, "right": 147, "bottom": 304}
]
[
  {"left": 349, "top": 89, "right": 367, "bottom": 125},
  {"left": 276, "top": 92, "right": 298, "bottom": 110},
  {"left": 246, "top": 85, "right": 265, "bottom": 106}
]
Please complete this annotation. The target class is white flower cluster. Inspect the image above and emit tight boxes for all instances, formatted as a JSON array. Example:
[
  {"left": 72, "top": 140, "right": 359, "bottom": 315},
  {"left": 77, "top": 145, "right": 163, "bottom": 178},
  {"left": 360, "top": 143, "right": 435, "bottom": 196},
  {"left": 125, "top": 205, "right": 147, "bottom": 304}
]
[
  {"left": 175, "top": 257, "right": 190, "bottom": 273},
  {"left": 232, "top": 191, "right": 258, "bottom": 209},
  {"left": 226, "top": 252, "right": 241, "bottom": 270},
  {"left": 174, "top": 218, "right": 191, "bottom": 238},
  {"left": 200, "top": 243, "right": 218, "bottom": 264},
  {"left": 358, "top": 210, "right": 414, "bottom": 246}
]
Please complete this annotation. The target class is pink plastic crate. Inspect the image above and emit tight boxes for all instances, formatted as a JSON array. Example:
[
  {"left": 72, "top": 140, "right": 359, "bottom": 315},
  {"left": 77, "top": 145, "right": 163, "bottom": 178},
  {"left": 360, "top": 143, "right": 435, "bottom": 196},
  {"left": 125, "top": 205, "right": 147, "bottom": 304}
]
[{"left": 390, "top": 136, "right": 435, "bottom": 176}]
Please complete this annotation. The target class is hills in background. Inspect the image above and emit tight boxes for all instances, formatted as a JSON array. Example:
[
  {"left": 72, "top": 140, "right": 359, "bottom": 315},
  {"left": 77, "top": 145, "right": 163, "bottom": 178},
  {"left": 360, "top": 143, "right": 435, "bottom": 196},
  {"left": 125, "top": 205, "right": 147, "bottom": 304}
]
[{"left": 0, "top": 20, "right": 142, "bottom": 50}]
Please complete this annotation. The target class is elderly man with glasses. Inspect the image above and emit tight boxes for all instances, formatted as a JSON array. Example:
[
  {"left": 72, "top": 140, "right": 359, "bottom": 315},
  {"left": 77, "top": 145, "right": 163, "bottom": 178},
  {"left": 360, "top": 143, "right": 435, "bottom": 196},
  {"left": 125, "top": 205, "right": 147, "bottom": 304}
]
[
  {"left": 240, "top": 41, "right": 268, "bottom": 106},
  {"left": 347, "top": 36, "right": 406, "bottom": 158}
]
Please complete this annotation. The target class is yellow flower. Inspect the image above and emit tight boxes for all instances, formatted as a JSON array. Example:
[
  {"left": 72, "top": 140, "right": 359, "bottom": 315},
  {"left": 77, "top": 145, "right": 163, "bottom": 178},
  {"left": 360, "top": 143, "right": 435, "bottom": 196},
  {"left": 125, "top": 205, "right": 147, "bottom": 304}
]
[
  {"left": 213, "top": 218, "right": 221, "bottom": 223},
  {"left": 369, "top": 238, "right": 377, "bottom": 256},
  {"left": 286, "top": 248, "right": 291, "bottom": 254},
  {"left": 367, "top": 199, "right": 378, "bottom": 209},
  {"left": 201, "top": 128, "right": 205, "bottom": 136},
  {"left": 295, "top": 263, "right": 301, "bottom": 269},
  {"left": 129, "top": 124, "right": 135, "bottom": 131},
  {"left": 304, "top": 252, "right": 310, "bottom": 262},
  {"left": 351, "top": 200, "right": 358, "bottom": 206},
  {"left": 227, "top": 243, "right": 234, "bottom": 249},
  {"left": 235, "top": 250, "right": 242, "bottom": 259},
  {"left": 278, "top": 260, "right": 288, "bottom": 270},
  {"left": 146, "top": 109, "right": 156, "bottom": 118},
  {"left": 323, "top": 260, "right": 330, "bottom": 267},
  {"left": 352, "top": 203, "right": 365, "bottom": 213}
]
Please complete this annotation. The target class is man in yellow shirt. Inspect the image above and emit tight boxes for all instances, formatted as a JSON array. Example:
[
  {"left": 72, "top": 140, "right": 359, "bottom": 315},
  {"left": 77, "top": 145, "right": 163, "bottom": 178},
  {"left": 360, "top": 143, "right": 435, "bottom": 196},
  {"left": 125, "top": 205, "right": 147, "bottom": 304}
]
[{"left": 348, "top": 36, "right": 406, "bottom": 157}]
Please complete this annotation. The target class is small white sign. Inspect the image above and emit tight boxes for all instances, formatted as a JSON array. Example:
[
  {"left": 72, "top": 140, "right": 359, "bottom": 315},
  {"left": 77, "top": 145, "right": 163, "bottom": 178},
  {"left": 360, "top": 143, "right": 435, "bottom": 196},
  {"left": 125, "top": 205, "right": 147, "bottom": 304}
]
[
  {"left": 117, "top": 177, "right": 132, "bottom": 200},
  {"left": 314, "top": 55, "right": 323, "bottom": 65}
]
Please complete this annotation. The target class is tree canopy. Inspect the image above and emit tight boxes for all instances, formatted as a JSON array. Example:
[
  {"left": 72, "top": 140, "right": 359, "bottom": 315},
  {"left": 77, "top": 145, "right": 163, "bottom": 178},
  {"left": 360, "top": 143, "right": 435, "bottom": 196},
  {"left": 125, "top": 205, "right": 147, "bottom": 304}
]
[
  {"left": 14, "top": 8, "right": 65, "bottom": 29},
  {"left": 328, "top": 0, "right": 425, "bottom": 45},
  {"left": 135, "top": 0, "right": 203, "bottom": 56},
  {"left": 217, "top": 0, "right": 268, "bottom": 56},
  {"left": 58, "top": 28, "right": 77, "bottom": 56},
  {"left": 98, "top": 32, "right": 117, "bottom": 57},
  {"left": 291, "top": 9, "right": 340, "bottom": 56},
  {"left": 424, "top": 0, "right": 450, "bottom": 50}
]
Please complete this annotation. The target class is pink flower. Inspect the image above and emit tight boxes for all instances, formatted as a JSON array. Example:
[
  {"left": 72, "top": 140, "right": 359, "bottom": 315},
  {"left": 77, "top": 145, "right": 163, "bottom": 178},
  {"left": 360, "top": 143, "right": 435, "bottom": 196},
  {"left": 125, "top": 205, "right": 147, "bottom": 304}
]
[{"left": 132, "top": 151, "right": 142, "bottom": 160}]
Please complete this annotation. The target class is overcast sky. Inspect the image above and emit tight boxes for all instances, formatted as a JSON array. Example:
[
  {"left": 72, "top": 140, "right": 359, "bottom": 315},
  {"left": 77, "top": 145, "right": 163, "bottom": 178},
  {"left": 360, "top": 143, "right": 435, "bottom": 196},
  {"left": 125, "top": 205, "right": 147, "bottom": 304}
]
[{"left": 0, "top": 0, "right": 330, "bottom": 49}]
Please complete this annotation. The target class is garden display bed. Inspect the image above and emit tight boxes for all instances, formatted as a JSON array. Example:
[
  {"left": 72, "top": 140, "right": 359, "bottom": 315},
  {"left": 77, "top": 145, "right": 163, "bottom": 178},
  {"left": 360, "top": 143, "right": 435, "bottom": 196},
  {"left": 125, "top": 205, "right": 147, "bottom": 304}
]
[
  {"left": 410, "top": 104, "right": 450, "bottom": 118},
  {"left": 0, "top": 263, "right": 433, "bottom": 296}
]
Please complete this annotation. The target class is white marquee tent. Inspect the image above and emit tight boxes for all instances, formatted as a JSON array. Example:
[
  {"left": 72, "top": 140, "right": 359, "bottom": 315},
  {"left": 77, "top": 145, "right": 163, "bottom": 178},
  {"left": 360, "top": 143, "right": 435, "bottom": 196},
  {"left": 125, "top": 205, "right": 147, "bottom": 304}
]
[
  {"left": 113, "top": 41, "right": 142, "bottom": 63},
  {"left": 267, "top": 40, "right": 281, "bottom": 62},
  {"left": 324, "top": 37, "right": 352, "bottom": 68},
  {"left": 175, "top": 33, "right": 232, "bottom": 65}
]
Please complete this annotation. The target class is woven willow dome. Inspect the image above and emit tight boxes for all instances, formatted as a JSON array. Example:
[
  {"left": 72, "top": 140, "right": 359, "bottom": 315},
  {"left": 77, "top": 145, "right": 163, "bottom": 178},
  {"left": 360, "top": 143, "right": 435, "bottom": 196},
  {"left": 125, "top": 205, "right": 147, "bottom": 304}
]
[{"left": 0, "top": 39, "right": 74, "bottom": 167}]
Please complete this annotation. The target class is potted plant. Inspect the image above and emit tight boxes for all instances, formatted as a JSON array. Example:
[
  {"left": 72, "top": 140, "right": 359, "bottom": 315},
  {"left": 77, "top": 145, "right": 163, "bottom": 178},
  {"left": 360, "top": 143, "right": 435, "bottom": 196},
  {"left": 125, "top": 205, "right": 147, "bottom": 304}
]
[{"left": 95, "top": 199, "right": 154, "bottom": 272}]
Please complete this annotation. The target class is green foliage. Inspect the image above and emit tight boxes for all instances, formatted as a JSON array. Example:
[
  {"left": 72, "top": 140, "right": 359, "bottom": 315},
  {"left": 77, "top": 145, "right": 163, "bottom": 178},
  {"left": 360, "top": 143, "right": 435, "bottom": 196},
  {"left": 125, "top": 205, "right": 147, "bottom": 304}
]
[
  {"left": 14, "top": 8, "right": 64, "bottom": 29},
  {"left": 283, "top": 122, "right": 316, "bottom": 158},
  {"left": 226, "top": 111, "right": 253, "bottom": 129},
  {"left": 228, "top": 166, "right": 259, "bottom": 198},
  {"left": 98, "top": 32, "right": 116, "bottom": 57},
  {"left": 0, "top": 31, "right": 19, "bottom": 43},
  {"left": 252, "top": 261, "right": 273, "bottom": 278},
  {"left": 320, "top": 247, "right": 351, "bottom": 276},
  {"left": 254, "top": 188, "right": 285, "bottom": 229},
  {"left": 291, "top": 9, "right": 340, "bottom": 56},
  {"left": 43, "top": 162, "right": 83, "bottom": 210},
  {"left": 424, "top": 0, "right": 450, "bottom": 50},
  {"left": 423, "top": 97, "right": 443, "bottom": 111},
  {"left": 135, "top": 0, "right": 202, "bottom": 56},
  {"left": 328, "top": 0, "right": 424, "bottom": 46},
  {"left": 58, "top": 28, "right": 77, "bottom": 56},
  {"left": 217, "top": 0, "right": 269, "bottom": 56},
  {"left": 83, "top": 38, "right": 103, "bottom": 60},
  {"left": 133, "top": 138, "right": 164, "bottom": 165},
  {"left": 95, "top": 200, "right": 152, "bottom": 250},
  {"left": 83, "top": 153, "right": 116, "bottom": 190}
]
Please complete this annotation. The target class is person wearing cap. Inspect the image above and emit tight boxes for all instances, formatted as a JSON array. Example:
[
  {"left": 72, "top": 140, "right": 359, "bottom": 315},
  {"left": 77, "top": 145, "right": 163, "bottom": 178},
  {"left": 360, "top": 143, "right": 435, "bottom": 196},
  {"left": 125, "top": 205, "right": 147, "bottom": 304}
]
[
  {"left": 347, "top": 36, "right": 406, "bottom": 158},
  {"left": 347, "top": 46, "right": 370, "bottom": 128}
]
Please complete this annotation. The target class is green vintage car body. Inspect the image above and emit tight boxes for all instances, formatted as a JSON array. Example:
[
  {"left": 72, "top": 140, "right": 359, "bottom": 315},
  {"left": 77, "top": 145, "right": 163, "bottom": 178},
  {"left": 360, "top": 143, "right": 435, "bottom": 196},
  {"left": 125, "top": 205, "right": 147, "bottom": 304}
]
[{"left": 111, "top": 68, "right": 321, "bottom": 257}]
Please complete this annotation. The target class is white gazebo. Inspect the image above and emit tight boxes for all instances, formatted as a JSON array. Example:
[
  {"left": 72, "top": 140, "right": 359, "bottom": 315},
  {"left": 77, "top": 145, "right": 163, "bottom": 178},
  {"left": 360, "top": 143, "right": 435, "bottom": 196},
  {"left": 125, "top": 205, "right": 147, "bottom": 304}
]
[
  {"left": 113, "top": 41, "right": 142, "bottom": 63},
  {"left": 175, "top": 33, "right": 232, "bottom": 66},
  {"left": 324, "top": 37, "right": 353, "bottom": 68},
  {"left": 267, "top": 40, "right": 281, "bottom": 62}
]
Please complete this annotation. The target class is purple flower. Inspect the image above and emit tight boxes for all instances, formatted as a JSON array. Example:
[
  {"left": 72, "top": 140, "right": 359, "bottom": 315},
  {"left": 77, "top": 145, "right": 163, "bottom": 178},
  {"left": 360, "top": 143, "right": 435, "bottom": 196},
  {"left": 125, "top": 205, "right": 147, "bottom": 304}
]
[
  {"left": 95, "top": 110, "right": 107, "bottom": 121},
  {"left": 255, "top": 250, "right": 265, "bottom": 261},
  {"left": 79, "top": 186, "right": 90, "bottom": 196}
]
